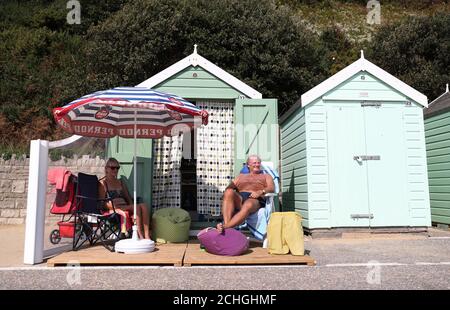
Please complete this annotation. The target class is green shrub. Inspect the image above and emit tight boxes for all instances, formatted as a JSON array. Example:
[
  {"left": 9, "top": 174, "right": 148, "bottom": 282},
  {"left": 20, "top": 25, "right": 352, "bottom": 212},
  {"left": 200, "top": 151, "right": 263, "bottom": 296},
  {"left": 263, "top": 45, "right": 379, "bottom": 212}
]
[
  {"left": 84, "top": 0, "right": 327, "bottom": 114},
  {"left": 368, "top": 13, "right": 450, "bottom": 100}
]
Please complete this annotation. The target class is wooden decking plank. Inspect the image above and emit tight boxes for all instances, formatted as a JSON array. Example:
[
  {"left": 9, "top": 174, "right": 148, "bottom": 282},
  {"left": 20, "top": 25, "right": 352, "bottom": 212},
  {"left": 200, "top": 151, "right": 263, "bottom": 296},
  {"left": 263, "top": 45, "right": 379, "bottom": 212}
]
[
  {"left": 183, "top": 241, "right": 316, "bottom": 266},
  {"left": 47, "top": 240, "right": 316, "bottom": 267},
  {"left": 47, "top": 242, "right": 187, "bottom": 267}
]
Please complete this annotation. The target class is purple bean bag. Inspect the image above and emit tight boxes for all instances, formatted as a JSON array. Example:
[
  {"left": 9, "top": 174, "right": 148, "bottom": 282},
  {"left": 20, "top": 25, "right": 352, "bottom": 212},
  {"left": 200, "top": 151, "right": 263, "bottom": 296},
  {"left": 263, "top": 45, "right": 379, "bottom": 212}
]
[{"left": 197, "top": 227, "right": 249, "bottom": 256}]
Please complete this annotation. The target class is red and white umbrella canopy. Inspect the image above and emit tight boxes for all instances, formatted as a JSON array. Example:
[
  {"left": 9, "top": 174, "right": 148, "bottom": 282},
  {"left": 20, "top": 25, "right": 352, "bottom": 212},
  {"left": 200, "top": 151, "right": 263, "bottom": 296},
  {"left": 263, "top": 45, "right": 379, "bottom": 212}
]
[
  {"left": 53, "top": 87, "right": 208, "bottom": 139},
  {"left": 53, "top": 87, "right": 209, "bottom": 252}
]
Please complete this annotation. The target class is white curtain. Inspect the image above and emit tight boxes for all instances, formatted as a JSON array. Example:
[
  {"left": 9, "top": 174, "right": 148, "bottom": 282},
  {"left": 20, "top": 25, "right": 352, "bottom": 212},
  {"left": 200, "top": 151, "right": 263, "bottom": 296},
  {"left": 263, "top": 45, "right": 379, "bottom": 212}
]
[
  {"left": 151, "top": 134, "right": 183, "bottom": 209},
  {"left": 196, "top": 101, "right": 234, "bottom": 216}
]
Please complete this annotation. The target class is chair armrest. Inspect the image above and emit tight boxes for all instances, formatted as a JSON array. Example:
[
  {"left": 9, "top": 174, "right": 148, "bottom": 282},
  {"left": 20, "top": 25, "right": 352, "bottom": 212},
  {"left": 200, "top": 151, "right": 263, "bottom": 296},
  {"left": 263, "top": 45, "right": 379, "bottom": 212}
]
[{"left": 264, "top": 193, "right": 276, "bottom": 198}]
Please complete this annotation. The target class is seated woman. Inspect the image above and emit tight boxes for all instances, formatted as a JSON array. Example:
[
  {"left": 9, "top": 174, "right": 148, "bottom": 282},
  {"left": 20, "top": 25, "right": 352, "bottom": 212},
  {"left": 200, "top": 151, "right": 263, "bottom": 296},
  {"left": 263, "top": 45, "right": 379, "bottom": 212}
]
[
  {"left": 217, "top": 155, "right": 275, "bottom": 232},
  {"left": 98, "top": 158, "right": 151, "bottom": 239}
]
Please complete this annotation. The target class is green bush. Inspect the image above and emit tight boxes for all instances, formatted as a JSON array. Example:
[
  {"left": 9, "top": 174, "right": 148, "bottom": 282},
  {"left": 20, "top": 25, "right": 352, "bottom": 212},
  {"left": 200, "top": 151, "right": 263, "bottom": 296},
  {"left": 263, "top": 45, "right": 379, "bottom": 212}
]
[
  {"left": 319, "top": 26, "right": 361, "bottom": 76},
  {"left": 0, "top": 0, "right": 130, "bottom": 149},
  {"left": 0, "top": 0, "right": 448, "bottom": 153},
  {"left": 368, "top": 13, "right": 450, "bottom": 100},
  {"left": 84, "top": 0, "right": 327, "bottom": 114}
]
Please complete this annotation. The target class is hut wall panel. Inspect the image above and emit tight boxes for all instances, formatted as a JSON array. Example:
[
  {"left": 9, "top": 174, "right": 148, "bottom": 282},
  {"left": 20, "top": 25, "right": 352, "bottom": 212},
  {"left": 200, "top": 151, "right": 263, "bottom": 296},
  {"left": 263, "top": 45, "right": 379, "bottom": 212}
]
[
  {"left": 305, "top": 103, "right": 331, "bottom": 228},
  {"left": 280, "top": 109, "right": 309, "bottom": 224},
  {"left": 425, "top": 110, "right": 450, "bottom": 224},
  {"left": 156, "top": 67, "right": 245, "bottom": 99},
  {"left": 404, "top": 109, "right": 432, "bottom": 226}
]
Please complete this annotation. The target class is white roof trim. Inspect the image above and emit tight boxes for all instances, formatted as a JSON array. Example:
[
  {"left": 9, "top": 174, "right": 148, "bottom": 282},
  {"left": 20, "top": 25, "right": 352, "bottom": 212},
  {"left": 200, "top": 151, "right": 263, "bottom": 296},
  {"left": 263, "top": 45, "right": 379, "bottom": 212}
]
[
  {"left": 136, "top": 47, "right": 262, "bottom": 99},
  {"left": 429, "top": 83, "right": 450, "bottom": 106},
  {"left": 301, "top": 53, "right": 428, "bottom": 108}
]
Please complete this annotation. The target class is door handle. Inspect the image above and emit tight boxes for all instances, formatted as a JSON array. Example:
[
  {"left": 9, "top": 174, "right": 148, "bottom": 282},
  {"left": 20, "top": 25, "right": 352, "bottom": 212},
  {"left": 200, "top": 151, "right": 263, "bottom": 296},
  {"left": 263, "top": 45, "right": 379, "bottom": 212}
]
[
  {"left": 354, "top": 155, "right": 381, "bottom": 162},
  {"left": 353, "top": 155, "right": 363, "bottom": 163},
  {"left": 351, "top": 214, "right": 374, "bottom": 219},
  {"left": 363, "top": 155, "right": 380, "bottom": 160}
]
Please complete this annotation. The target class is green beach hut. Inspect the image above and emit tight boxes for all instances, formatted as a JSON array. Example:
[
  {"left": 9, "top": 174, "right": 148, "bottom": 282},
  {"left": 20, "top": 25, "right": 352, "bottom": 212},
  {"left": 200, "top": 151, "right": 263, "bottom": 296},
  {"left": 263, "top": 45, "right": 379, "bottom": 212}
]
[
  {"left": 279, "top": 51, "right": 431, "bottom": 231},
  {"left": 108, "top": 46, "right": 278, "bottom": 223},
  {"left": 424, "top": 84, "right": 450, "bottom": 227}
]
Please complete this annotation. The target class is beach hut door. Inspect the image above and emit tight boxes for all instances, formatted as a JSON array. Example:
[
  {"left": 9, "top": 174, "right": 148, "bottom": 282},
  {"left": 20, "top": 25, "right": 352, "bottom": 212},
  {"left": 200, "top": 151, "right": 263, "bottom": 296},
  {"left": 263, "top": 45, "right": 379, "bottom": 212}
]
[
  {"left": 327, "top": 104, "right": 408, "bottom": 227},
  {"left": 327, "top": 106, "right": 371, "bottom": 227},
  {"left": 234, "top": 99, "right": 278, "bottom": 175}
]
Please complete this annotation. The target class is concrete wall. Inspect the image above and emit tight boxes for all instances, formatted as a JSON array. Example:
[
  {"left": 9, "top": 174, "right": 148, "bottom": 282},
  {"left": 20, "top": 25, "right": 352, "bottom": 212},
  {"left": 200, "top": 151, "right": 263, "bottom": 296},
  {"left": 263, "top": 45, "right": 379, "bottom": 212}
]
[{"left": 0, "top": 155, "right": 105, "bottom": 225}]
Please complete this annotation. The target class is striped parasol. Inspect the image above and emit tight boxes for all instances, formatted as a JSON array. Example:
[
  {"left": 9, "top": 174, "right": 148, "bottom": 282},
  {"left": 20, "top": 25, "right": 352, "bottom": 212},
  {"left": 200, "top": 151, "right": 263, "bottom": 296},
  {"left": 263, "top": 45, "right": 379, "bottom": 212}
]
[
  {"left": 53, "top": 87, "right": 208, "bottom": 138},
  {"left": 52, "top": 87, "right": 208, "bottom": 253}
]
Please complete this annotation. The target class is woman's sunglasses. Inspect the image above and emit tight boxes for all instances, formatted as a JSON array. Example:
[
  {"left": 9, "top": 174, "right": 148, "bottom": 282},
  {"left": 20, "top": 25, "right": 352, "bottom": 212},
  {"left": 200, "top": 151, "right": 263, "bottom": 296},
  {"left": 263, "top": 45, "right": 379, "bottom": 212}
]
[{"left": 107, "top": 166, "right": 120, "bottom": 170}]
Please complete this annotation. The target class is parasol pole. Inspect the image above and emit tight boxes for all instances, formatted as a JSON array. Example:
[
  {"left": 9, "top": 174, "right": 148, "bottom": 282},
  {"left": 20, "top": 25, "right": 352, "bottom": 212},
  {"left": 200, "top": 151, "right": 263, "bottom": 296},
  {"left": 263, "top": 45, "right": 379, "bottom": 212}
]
[
  {"left": 115, "top": 107, "right": 154, "bottom": 253},
  {"left": 132, "top": 109, "right": 138, "bottom": 240}
]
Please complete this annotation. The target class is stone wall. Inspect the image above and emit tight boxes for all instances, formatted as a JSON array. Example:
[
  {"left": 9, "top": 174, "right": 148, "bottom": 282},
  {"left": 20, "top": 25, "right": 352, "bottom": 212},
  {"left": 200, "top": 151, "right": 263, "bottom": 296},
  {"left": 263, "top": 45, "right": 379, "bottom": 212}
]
[{"left": 0, "top": 155, "right": 106, "bottom": 225}]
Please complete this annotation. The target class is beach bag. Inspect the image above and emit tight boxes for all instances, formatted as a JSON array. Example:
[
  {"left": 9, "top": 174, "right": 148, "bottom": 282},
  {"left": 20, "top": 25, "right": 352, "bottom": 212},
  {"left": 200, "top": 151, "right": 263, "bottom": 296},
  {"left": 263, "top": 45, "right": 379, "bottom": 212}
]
[{"left": 197, "top": 227, "right": 249, "bottom": 256}]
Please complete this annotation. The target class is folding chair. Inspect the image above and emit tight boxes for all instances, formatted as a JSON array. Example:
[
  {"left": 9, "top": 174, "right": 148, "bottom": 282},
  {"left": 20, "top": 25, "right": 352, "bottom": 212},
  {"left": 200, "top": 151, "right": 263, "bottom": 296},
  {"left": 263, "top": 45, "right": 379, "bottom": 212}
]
[
  {"left": 237, "top": 162, "right": 280, "bottom": 248},
  {"left": 73, "top": 173, "right": 121, "bottom": 252}
]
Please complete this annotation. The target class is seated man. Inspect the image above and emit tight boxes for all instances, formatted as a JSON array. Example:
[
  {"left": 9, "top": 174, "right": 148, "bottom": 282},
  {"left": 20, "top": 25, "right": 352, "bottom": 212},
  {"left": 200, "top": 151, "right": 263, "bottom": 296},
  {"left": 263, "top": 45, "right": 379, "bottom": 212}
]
[{"left": 217, "top": 155, "right": 275, "bottom": 233}]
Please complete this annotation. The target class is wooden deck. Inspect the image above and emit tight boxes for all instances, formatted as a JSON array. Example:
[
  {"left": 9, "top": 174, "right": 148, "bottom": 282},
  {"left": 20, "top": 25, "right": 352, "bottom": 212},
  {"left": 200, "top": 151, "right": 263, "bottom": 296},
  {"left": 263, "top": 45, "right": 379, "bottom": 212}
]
[
  {"left": 47, "top": 243, "right": 187, "bottom": 267},
  {"left": 47, "top": 240, "right": 316, "bottom": 267},
  {"left": 183, "top": 241, "right": 316, "bottom": 266}
]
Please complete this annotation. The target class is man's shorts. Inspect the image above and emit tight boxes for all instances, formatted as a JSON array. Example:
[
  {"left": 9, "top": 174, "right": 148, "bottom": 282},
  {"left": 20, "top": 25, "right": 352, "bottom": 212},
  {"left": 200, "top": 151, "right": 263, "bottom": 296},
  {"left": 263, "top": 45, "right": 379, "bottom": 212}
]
[{"left": 238, "top": 191, "right": 266, "bottom": 209}]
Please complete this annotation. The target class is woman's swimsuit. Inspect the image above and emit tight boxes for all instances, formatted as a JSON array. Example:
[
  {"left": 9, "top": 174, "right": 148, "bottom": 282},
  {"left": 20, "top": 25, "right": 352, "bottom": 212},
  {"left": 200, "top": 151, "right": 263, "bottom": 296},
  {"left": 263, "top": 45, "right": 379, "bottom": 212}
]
[{"left": 106, "top": 189, "right": 126, "bottom": 201}]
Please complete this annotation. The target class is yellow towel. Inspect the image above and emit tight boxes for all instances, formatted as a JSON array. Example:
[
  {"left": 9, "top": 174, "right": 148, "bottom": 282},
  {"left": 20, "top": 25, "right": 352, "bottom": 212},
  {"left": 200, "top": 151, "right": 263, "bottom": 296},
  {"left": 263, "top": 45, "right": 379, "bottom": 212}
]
[{"left": 267, "top": 212, "right": 304, "bottom": 255}]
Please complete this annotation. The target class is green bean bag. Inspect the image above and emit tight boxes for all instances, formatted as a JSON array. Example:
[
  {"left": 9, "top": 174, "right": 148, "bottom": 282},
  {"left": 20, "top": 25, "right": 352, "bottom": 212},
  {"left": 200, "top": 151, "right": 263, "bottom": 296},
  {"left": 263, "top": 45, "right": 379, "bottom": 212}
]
[{"left": 152, "top": 207, "right": 191, "bottom": 243}]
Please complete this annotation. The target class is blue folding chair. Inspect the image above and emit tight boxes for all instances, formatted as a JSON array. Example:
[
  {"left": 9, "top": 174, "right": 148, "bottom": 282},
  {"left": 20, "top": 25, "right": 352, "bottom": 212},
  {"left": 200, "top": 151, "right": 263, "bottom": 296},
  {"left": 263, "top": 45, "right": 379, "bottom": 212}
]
[{"left": 237, "top": 162, "right": 279, "bottom": 248}]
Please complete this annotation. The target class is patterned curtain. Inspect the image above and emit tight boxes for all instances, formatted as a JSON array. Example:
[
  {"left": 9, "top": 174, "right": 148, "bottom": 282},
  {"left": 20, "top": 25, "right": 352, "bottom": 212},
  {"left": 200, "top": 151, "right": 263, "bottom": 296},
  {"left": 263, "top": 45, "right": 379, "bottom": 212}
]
[
  {"left": 196, "top": 101, "right": 234, "bottom": 216},
  {"left": 151, "top": 134, "right": 183, "bottom": 209}
]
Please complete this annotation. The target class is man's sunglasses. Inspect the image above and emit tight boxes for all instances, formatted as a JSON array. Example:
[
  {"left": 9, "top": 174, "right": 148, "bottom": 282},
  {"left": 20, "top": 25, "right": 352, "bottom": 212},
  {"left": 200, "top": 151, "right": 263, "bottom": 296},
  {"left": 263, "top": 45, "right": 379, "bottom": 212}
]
[{"left": 107, "top": 166, "right": 120, "bottom": 170}]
